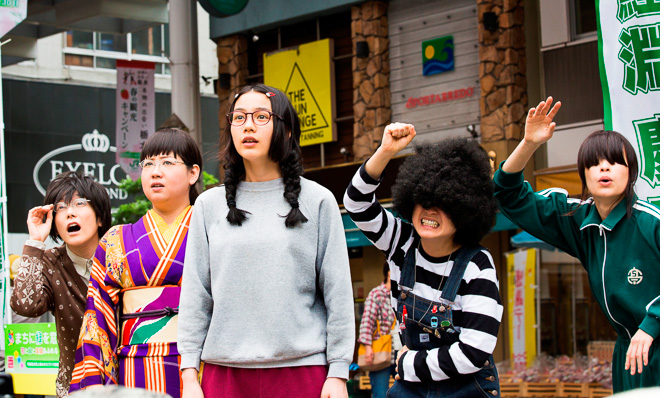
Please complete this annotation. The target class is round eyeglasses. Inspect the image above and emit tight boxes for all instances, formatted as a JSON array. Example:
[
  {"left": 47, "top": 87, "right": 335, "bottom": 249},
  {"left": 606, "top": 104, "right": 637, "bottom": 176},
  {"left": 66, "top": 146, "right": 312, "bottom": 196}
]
[
  {"left": 226, "top": 111, "right": 283, "bottom": 127},
  {"left": 54, "top": 198, "right": 91, "bottom": 213},
  {"left": 139, "top": 159, "right": 188, "bottom": 169}
]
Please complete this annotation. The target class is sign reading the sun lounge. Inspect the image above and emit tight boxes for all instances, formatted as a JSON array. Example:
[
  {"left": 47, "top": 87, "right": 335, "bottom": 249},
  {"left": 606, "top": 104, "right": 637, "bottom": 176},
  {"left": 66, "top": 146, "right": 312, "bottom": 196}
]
[
  {"left": 263, "top": 39, "right": 337, "bottom": 147},
  {"left": 33, "top": 130, "right": 129, "bottom": 201}
]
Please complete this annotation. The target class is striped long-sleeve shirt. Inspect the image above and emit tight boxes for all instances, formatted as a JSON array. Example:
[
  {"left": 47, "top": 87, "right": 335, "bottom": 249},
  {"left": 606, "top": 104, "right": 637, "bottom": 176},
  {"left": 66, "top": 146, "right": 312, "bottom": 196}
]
[{"left": 344, "top": 163, "right": 503, "bottom": 382}]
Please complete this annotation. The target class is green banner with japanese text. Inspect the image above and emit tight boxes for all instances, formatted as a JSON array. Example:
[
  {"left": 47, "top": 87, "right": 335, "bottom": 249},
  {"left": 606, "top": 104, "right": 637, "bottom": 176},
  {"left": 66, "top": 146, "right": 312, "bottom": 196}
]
[{"left": 597, "top": 0, "right": 660, "bottom": 205}]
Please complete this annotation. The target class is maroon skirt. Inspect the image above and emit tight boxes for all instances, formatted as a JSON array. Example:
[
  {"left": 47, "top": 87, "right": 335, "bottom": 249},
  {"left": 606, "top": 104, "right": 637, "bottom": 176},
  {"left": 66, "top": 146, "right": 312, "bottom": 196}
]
[{"left": 200, "top": 363, "right": 328, "bottom": 398}]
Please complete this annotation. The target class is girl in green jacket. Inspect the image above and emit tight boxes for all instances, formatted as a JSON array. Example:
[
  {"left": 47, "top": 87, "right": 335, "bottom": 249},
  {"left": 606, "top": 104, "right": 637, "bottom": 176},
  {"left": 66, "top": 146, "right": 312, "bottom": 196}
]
[{"left": 493, "top": 97, "right": 660, "bottom": 393}]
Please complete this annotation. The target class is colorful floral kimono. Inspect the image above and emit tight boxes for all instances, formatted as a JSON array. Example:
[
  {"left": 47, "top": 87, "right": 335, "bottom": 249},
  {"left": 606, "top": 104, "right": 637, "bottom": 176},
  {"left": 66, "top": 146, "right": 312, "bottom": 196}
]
[{"left": 70, "top": 206, "right": 192, "bottom": 397}]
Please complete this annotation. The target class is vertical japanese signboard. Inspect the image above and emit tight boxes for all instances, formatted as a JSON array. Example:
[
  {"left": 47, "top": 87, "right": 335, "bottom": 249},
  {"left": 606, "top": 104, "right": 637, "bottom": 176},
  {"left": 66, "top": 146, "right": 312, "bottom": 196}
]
[
  {"left": 507, "top": 249, "right": 537, "bottom": 370},
  {"left": 116, "top": 60, "right": 155, "bottom": 180},
  {"left": 597, "top": 1, "right": 660, "bottom": 205},
  {"left": 4, "top": 323, "right": 58, "bottom": 395},
  {"left": 0, "top": 0, "right": 26, "bottom": 38},
  {"left": 263, "top": 39, "right": 336, "bottom": 147}
]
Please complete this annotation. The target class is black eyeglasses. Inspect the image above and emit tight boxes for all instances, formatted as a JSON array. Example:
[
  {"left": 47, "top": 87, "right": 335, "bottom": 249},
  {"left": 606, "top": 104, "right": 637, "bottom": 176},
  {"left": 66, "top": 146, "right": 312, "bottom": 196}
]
[{"left": 226, "top": 111, "right": 283, "bottom": 127}]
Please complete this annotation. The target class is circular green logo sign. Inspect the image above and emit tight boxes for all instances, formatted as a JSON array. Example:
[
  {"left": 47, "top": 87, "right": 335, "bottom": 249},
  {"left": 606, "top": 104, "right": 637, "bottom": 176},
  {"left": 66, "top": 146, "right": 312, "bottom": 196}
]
[{"left": 198, "top": 0, "right": 249, "bottom": 18}]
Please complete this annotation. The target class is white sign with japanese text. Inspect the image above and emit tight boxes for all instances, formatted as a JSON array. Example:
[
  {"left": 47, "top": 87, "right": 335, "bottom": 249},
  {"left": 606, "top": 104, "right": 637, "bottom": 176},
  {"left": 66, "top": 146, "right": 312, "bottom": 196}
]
[
  {"left": 597, "top": 1, "right": 660, "bottom": 205},
  {"left": 116, "top": 60, "right": 155, "bottom": 180}
]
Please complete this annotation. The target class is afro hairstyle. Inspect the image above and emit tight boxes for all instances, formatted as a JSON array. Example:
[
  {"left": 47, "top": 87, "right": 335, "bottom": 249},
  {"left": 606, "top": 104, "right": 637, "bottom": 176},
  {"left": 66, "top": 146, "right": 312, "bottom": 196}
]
[{"left": 392, "top": 137, "right": 496, "bottom": 246}]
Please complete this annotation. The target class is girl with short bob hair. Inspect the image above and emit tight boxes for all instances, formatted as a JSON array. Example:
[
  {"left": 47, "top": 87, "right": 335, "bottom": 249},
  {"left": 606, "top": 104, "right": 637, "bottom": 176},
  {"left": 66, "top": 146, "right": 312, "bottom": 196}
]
[
  {"left": 494, "top": 97, "right": 660, "bottom": 393},
  {"left": 344, "top": 123, "right": 502, "bottom": 397},
  {"left": 71, "top": 128, "right": 202, "bottom": 397},
  {"left": 11, "top": 171, "right": 111, "bottom": 397},
  {"left": 178, "top": 84, "right": 355, "bottom": 398}
]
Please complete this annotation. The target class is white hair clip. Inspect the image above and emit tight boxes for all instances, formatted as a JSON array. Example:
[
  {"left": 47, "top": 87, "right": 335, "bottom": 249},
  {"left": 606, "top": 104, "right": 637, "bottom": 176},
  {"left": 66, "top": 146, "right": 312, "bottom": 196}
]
[
  {"left": 266, "top": 92, "right": 276, "bottom": 97},
  {"left": 234, "top": 93, "right": 239, "bottom": 99}
]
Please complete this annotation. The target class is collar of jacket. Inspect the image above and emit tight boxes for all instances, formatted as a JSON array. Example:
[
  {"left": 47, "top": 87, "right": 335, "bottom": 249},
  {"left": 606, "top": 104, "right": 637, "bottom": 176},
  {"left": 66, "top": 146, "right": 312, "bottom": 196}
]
[{"left": 580, "top": 194, "right": 634, "bottom": 231}]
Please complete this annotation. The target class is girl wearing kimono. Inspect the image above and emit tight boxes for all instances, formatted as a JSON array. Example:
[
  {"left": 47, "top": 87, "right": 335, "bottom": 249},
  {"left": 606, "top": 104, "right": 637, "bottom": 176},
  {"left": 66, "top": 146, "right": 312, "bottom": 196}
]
[{"left": 70, "top": 128, "right": 202, "bottom": 397}]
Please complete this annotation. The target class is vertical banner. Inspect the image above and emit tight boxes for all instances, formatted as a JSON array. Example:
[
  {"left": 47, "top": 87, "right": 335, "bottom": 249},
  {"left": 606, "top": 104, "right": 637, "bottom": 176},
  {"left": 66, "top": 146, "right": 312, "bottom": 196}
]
[
  {"left": 263, "top": 39, "right": 337, "bottom": 147},
  {"left": 507, "top": 249, "right": 537, "bottom": 370},
  {"left": 116, "top": 60, "right": 155, "bottom": 180},
  {"left": 0, "top": 0, "right": 27, "bottom": 37},
  {"left": 597, "top": 1, "right": 660, "bottom": 205}
]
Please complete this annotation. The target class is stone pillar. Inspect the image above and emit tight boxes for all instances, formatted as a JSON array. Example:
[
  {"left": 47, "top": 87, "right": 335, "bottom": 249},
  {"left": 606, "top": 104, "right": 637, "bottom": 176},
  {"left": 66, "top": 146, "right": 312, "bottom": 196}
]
[
  {"left": 351, "top": 1, "right": 391, "bottom": 162},
  {"left": 478, "top": 0, "right": 527, "bottom": 170},
  {"left": 215, "top": 35, "right": 249, "bottom": 176},
  {"left": 217, "top": 35, "right": 249, "bottom": 134}
]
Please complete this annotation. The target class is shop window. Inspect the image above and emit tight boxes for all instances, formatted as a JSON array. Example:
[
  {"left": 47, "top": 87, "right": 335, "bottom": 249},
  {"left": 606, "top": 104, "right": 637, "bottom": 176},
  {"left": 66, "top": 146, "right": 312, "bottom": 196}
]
[
  {"left": 538, "top": 252, "right": 616, "bottom": 358},
  {"left": 245, "top": 10, "right": 354, "bottom": 169},
  {"left": 570, "top": 0, "right": 597, "bottom": 40},
  {"left": 543, "top": 41, "right": 603, "bottom": 126},
  {"left": 64, "top": 25, "right": 170, "bottom": 75}
]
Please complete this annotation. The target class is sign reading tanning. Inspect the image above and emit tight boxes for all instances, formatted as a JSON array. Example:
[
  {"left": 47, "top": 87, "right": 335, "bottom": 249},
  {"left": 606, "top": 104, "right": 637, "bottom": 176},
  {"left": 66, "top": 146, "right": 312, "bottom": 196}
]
[{"left": 263, "top": 39, "right": 337, "bottom": 147}]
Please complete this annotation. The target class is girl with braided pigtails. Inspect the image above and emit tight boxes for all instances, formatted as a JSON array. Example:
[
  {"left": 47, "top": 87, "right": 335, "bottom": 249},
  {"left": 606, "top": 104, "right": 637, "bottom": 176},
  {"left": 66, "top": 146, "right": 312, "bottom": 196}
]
[{"left": 177, "top": 84, "right": 355, "bottom": 398}]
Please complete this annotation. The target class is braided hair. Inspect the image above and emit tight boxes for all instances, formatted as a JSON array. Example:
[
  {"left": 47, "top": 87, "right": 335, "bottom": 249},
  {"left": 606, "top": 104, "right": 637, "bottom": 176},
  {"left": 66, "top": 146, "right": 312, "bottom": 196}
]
[{"left": 221, "top": 84, "right": 308, "bottom": 227}]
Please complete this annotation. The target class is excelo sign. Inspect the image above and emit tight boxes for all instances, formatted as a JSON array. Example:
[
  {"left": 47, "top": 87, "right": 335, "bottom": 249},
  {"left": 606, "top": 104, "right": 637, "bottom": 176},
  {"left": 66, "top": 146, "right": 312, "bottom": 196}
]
[{"left": 33, "top": 130, "right": 129, "bottom": 200}]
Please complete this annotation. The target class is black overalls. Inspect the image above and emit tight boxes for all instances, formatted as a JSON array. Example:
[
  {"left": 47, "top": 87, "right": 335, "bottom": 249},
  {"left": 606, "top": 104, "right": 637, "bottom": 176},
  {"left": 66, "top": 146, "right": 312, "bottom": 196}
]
[{"left": 387, "top": 245, "right": 500, "bottom": 398}]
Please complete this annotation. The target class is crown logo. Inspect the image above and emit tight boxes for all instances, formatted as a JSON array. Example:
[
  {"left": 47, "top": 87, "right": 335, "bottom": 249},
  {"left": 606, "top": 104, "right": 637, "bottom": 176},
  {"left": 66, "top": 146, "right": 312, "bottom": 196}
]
[{"left": 82, "top": 129, "right": 110, "bottom": 153}]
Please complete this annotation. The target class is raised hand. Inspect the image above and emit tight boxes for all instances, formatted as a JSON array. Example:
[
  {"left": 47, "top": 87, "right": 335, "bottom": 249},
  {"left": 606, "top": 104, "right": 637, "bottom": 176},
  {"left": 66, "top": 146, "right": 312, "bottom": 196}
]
[
  {"left": 524, "top": 96, "right": 562, "bottom": 145},
  {"left": 26, "top": 205, "right": 54, "bottom": 242},
  {"left": 379, "top": 122, "right": 416, "bottom": 156},
  {"left": 365, "top": 123, "right": 417, "bottom": 180}
]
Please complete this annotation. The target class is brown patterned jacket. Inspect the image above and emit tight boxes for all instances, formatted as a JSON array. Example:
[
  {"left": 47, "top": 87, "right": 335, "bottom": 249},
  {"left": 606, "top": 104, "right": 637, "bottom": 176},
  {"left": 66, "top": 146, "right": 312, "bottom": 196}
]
[{"left": 10, "top": 244, "right": 90, "bottom": 397}]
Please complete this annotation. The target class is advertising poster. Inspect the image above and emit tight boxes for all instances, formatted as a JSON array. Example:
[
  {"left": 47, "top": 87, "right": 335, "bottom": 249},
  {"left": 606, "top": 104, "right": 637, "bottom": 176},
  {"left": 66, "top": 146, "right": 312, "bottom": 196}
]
[
  {"left": 116, "top": 60, "right": 155, "bottom": 180},
  {"left": 4, "top": 323, "right": 58, "bottom": 395}
]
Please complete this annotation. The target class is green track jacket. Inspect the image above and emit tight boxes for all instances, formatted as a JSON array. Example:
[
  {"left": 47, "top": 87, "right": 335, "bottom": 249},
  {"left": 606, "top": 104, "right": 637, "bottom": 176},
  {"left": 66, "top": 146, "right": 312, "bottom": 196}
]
[{"left": 493, "top": 167, "right": 660, "bottom": 342}]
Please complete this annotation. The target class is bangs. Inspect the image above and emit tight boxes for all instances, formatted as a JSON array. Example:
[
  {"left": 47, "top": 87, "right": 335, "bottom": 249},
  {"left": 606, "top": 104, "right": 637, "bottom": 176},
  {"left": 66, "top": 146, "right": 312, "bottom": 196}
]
[
  {"left": 140, "top": 131, "right": 187, "bottom": 160},
  {"left": 140, "top": 129, "right": 194, "bottom": 162},
  {"left": 578, "top": 131, "right": 629, "bottom": 169},
  {"left": 52, "top": 184, "right": 78, "bottom": 206}
]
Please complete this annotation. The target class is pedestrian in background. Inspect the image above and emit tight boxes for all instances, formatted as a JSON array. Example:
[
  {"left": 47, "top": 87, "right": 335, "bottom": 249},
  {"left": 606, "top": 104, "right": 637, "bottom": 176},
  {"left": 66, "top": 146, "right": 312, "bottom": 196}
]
[
  {"left": 11, "top": 172, "right": 111, "bottom": 397},
  {"left": 358, "top": 263, "right": 396, "bottom": 398},
  {"left": 344, "top": 123, "right": 502, "bottom": 397},
  {"left": 178, "top": 84, "right": 354, "bottom": 398},
  {"left": 70, "top": 128, "right": 202, "bottom": 397},
  {"left": 494, "top": 97, "right": 660, "bottom": 392}
]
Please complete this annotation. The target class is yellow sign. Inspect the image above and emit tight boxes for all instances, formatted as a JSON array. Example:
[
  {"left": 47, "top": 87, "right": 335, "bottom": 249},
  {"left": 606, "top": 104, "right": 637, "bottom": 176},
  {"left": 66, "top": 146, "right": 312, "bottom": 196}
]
[
  {"left": 264, "top": 39, "right": 336, "bottom": 146},
  {"left": 507, "top": 249, "right": 537, "bottom": 370}
]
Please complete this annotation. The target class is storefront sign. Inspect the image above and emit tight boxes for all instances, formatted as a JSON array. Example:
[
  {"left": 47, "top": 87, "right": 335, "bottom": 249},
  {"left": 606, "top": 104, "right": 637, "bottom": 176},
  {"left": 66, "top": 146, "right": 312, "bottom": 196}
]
[
  {"left": 507, "top": 249, "right": 537, "bottom": 371},
  {"left": 4, "top": 323, "right": 57, "bottom": 395},
  {"left": 597, "top": 1, "right": 660, "bottom": 205},
  {"left": 116, "top": 60, "right": 155, "bottom": 180},
  {"left": 4, "top": 323, "right": 58, "bottom": 373},
  {"left": 405, "top": 87, "right": 474, "bottom": 109},
  {"left": 263, "top": 39, "right": 336, "bottom": 146},
  {"left": 0, "top": 0, "right": 26, "bottom": 37},
  {"left": 422, "top": 35, "right": 454, "bottom": 76},
  {"left": 32, "top": 129, "right": 129, "bottom": 200}
]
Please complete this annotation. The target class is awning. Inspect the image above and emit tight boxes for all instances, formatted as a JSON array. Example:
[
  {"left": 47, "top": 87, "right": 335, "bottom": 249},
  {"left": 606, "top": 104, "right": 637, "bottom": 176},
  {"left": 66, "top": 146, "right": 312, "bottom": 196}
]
[
  {"left": 535, "top": 165, "right": 581, "bottom": 196},
  {"left": 511, "top": 231, "right": 558, "bottom": 251}
]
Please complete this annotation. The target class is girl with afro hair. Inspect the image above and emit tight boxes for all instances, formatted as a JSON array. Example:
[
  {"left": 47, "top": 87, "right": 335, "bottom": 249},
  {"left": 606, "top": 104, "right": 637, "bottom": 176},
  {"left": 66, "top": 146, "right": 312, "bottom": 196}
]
[
  {"left": 344, "top": 123, "right": 502, "bottom": 397},
  {"left": 177, "top": 84, "right": 355, "bottom": 398}
]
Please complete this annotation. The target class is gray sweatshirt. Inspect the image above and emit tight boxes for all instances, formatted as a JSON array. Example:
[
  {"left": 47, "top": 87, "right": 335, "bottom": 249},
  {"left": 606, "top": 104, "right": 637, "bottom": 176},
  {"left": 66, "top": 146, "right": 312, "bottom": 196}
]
[{"left": 178, "top": 177, "right": 355, "bottom": 379}]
